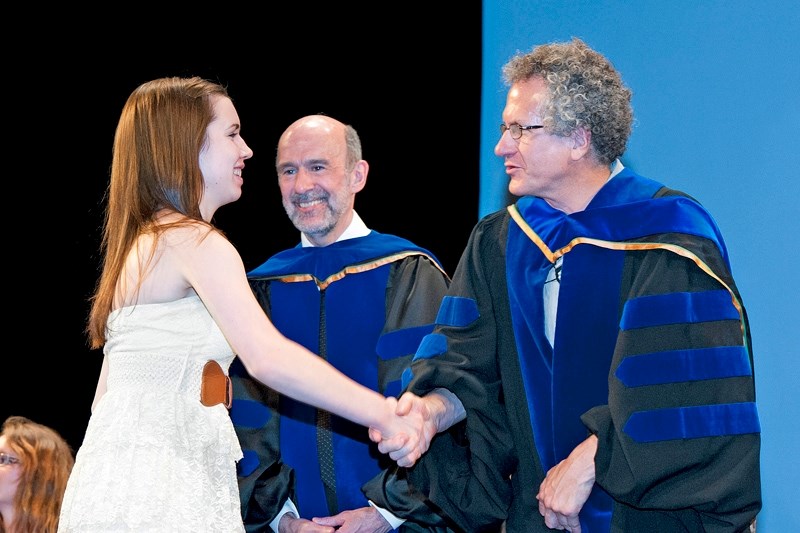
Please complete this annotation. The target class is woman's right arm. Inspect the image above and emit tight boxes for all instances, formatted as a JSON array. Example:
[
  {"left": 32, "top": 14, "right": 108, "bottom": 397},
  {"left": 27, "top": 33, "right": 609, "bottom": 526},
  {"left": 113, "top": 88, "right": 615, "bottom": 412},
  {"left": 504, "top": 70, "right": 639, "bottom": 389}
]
[{"left": 182, "top": 231, "right": 426, "bottom": 461}]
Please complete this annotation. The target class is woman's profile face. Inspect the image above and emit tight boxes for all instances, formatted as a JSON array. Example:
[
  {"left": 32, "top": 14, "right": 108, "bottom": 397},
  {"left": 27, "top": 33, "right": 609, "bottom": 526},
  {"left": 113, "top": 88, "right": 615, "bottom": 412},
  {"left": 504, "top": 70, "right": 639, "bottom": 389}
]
[
  {"left": 198, "top": 95, "right": 254, "bottom": 216},
  {"left": 0, "top": 435, "right": 22, "bottom": 509}
]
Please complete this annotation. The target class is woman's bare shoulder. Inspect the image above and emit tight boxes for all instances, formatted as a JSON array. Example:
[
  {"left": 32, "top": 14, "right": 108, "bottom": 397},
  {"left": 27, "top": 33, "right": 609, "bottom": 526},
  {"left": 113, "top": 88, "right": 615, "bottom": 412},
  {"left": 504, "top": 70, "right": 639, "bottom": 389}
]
[
  {"left": 157, "top": 221, "right": 228, "bottom": 253},
  {"left": 160, "top": 224, "right": 241, "bottom": 276}
]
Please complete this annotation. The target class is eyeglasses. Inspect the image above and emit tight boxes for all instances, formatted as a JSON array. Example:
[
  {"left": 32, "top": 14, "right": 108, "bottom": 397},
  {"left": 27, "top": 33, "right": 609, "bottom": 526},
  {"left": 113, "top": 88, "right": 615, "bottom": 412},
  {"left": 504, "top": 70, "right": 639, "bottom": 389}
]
[
  {"left": 0, "top": 452, "right": 20, "bottom": 466},
  {"left": 500, "top": 123, "right": 545, "bottom": 140}
]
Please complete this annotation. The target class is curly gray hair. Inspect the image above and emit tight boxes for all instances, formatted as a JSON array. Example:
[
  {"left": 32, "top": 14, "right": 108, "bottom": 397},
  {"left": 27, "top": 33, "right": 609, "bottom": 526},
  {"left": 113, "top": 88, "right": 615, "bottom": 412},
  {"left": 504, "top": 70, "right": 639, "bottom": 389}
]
[{"left": 502, "top": 37, "right": 633, "bottom": 165}]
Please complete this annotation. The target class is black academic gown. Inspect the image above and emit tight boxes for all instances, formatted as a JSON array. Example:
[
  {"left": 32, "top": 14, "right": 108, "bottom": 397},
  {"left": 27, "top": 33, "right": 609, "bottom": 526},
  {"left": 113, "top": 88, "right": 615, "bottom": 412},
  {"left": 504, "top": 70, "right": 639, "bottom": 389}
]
[{"left": 364, "top": 169, "right": 761, "bottom": 533}]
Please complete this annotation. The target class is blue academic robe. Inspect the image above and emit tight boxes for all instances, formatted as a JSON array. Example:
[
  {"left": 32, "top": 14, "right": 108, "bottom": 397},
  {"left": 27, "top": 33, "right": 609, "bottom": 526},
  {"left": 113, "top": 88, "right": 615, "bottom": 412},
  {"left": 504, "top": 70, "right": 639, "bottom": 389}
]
[{"left": 230, "top": 231, "right": 450, "bottom": 531}]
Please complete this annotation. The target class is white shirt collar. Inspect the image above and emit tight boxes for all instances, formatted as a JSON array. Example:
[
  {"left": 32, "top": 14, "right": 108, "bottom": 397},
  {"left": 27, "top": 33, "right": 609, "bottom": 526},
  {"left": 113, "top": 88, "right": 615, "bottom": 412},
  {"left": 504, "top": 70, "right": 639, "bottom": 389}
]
[
  {"left": 300, "top": 210, "right": 370, "bottom": 247},
  {"left": 609, "top": 159, "right": 624, "bottom": 180}
]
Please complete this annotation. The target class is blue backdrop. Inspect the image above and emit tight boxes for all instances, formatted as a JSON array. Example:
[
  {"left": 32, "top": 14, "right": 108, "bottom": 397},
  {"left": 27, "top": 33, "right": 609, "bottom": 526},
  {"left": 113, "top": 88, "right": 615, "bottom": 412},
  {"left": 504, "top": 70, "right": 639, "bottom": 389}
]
[{"left": 481, "top": 2, "right": 799, "bottom": 530}]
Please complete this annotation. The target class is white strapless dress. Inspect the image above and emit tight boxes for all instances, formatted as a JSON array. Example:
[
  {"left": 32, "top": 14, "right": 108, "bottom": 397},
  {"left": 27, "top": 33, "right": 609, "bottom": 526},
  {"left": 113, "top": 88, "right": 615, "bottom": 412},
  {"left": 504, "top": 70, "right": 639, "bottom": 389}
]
[{"left": 58, "top": 295, "right": 244, "bottom": 532}]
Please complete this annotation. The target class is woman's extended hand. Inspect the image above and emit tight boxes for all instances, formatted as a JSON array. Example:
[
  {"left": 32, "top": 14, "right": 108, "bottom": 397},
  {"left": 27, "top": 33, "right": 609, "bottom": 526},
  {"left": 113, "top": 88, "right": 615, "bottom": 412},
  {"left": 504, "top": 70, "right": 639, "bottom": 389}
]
[{"left": 368, "top": 392, "right": 441, "bottom": 467}]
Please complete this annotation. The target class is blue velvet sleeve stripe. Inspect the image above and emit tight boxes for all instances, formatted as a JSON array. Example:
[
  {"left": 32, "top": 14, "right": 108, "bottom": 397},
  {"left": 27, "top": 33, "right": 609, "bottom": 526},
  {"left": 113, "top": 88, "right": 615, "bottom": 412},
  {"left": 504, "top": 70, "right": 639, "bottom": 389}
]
[
  {"left": 616, "top": 346, "right": 752, "bottom": 387},
  {"left": 412, "top": 333, "right": 448, "bottom": 361},
  {"left": 402, "top": 332, "right": 449, "bottom": 390},
  {"left": 229, "top": 398, "right": 272, "bottom": 428},
  {"left": 620, "top": 289, "right": 739, "bottom": 330},
  {"left": 624, "top": 402, "right": 761, "bottom": 442},
  {"left": 376, "top": 324, "right": 435, "bottom": 360},
  {"left": 435, "top": 296, "right": 479, "bottom": 327},
  {"left": 236, "top": 449, "right": 259, "bottom": 477}
]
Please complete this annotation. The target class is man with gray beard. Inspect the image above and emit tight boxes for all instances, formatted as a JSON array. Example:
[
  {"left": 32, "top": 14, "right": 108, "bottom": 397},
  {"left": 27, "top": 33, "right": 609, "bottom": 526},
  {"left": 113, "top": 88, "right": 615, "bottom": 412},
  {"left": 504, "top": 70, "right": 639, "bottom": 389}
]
[{"left": 229, "top": 115, "right": 451, "bottom": 533}]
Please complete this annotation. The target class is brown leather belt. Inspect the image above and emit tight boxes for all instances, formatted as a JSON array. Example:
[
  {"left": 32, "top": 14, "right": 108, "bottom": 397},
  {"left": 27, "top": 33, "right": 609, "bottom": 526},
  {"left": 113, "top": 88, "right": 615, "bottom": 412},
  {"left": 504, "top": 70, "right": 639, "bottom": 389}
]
[{"left": 200, "top": 360, "right": 232, "bottom": 409}]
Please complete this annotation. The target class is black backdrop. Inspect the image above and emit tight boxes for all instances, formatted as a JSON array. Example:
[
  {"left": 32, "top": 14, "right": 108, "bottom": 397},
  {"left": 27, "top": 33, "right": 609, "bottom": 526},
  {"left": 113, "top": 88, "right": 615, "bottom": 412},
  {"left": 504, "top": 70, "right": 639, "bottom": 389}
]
[{"left": 5, "top": 9, "right": 482, "bottom": 452}]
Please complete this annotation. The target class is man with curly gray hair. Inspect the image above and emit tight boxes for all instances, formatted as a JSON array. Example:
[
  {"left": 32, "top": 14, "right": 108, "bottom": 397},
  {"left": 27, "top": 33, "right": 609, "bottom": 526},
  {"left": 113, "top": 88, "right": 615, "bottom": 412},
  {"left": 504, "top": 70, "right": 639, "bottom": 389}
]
[{"left": 365, "top": 38, "right": 761, "bottom": 532}]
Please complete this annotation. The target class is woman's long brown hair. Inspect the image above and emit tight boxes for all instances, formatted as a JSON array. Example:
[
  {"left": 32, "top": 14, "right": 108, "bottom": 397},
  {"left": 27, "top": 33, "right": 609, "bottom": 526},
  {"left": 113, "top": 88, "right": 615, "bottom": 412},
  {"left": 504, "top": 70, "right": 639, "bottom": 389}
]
[{"left": 87, "top": 77, "right": 228, "bottom": 349}]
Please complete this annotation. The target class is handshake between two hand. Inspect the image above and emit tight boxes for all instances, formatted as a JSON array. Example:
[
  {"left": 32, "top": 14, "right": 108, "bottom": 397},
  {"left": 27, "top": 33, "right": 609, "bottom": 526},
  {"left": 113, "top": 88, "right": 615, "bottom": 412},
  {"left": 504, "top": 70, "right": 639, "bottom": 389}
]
[{"left": 367, "top": 391, "right": 442, "bottom": 468}]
